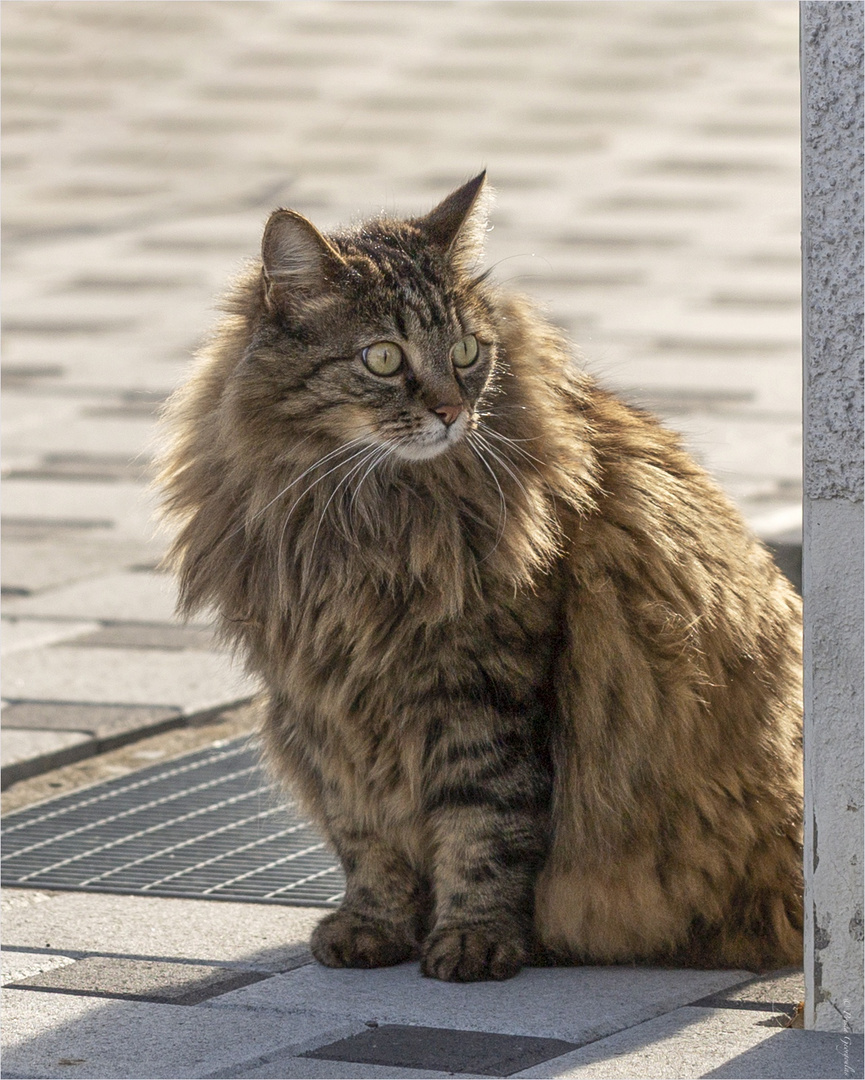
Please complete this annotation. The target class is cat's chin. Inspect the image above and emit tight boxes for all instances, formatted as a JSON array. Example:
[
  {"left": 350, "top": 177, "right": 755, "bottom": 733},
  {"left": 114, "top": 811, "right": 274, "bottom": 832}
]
[{"left": 390, "top": 429, "right": 465, "bottom": 462}]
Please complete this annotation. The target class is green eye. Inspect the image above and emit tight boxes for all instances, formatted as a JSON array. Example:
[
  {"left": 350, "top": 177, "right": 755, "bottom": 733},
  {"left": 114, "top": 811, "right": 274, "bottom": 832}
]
[
  {"left": 451, "top": 334, "right": 479, "bottom": 368},
  {"left": 362, "top": 341, "right": 404, "bottom": 376}
]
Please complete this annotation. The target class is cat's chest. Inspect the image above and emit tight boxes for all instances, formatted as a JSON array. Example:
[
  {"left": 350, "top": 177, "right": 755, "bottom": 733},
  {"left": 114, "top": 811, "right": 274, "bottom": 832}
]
[{"left": 264, "top": 543, "right": 558, "bottom": 724}]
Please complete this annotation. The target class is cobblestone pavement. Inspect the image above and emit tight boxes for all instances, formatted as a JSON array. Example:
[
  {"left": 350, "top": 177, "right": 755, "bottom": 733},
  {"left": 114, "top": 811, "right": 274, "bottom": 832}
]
[{"left": 2, "top": 0, "right": 803, "bottom": 782}]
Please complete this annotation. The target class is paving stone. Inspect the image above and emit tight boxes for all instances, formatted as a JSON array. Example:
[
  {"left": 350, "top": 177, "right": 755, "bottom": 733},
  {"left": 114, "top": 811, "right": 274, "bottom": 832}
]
[
  {"left": 1, "top": 364, "right": 67, "bottom": 388},
  {"left": 3, "top": 415, "right": 160, "bottom": 458},
  {"left": 63, "top": 623, "right": 220, "bottom": 651},
  {"left": 1, "top": 479, "right": 156, "bottom": 540},
  {"left": 4, "top": 955, "right": 272, "bottom": 1005},
  {"left": 1, "top": 950, "right": 77, "bottom": 985},
  {"left": 0, "top": 988, "right": 357, "bottom": 1080},
  {"left": 2, "top": 645, "right": 255, "bottom": 712},
  {"left": 5, "top": 453, "right": 151, "bottom": 483},
  {"left": 509, "top": 1002, "right": 807, "bottom": 1080},
  {"left": 0, "top": 539, "right": 162, "bottom": 593},
  {"left": 1, "top": 516, "right": 116, "bottom": 536},
  {"left": 1, "top": 391, "right": 83, "bottom": 442},
  {"left": 204, "top": 962, "right": 754, "bottom": 1045},
  {"left": 511, "top": 1006, "right": 787, "bottom": 1078},
  {"left": 692, "top": 967, "right": 805, "bottom": 1017},
  {"left": 1, "top": 619, "right": 100, "bottom": 655},
  {"left": 703, "top": 1029, "right": 864, "bottom": 1080},
  {"left": 661, "top": 413, "right": 801, "bottom": 483},
  {"left": 1, "top": 571, "right": 189, "bottom": 623},
  {"left": 1, "top": 730, "right": 93, "bottom": 782},
  {"left": 208, "top": 1053, "right": 474, "bottom": 1079},
  {"left": 1, "top": 702, "right": 182, "bottom": 737},
  {"left": 304, "top": 1024, "right": 579, "bottom": 1077},
  {"left": 1, "top": 889, "right": 322, "bottom": 972}
]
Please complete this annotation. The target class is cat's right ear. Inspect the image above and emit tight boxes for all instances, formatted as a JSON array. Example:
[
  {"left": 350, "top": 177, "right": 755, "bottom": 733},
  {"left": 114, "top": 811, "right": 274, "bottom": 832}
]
[{"left": 261, "top": 209, "right": 344, "bottom": 309}]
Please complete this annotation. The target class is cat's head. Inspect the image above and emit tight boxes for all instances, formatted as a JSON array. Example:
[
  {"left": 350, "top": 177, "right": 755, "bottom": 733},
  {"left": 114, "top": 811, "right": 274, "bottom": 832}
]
[{"left": 235, "top": 172, "right": 498, "bottom": 464}]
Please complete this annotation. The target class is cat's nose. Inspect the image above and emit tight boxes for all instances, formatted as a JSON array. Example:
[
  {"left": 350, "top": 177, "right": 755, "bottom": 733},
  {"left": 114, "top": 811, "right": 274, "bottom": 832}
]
[{"left": 432, "top": 403, "right": 464, "bottom": 427}]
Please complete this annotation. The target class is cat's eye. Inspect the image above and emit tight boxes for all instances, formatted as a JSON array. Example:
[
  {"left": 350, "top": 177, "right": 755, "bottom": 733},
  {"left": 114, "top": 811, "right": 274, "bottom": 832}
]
[
  {"left": 451, "top": 334, "right": 479, "bottom": 369},
  {"left": 362, "top": 341, "right": 404, "bottom": 377}
]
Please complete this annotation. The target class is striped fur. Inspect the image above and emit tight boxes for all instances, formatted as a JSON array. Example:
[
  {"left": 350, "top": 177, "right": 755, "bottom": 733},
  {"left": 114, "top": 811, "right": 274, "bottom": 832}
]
[{"left": 158, "top": 174, "right": 803, "bottom": 981}]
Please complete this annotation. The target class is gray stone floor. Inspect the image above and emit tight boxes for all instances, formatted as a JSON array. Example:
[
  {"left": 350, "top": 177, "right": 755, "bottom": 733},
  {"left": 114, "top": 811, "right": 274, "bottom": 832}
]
[{"left": 1, "top": 3, "right": 840, "bottom": 1077}]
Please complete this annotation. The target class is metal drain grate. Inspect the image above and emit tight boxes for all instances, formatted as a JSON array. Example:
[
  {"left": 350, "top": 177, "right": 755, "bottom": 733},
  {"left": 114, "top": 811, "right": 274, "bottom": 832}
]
[{"left": 1, "top": 737, "right": 344, "bottom": 906}]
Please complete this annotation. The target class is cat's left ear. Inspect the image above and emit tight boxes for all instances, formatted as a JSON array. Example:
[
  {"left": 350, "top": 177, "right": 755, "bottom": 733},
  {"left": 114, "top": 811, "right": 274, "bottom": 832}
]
[{"left": 416, "top": 171, "right": 491, "bottom": 269}]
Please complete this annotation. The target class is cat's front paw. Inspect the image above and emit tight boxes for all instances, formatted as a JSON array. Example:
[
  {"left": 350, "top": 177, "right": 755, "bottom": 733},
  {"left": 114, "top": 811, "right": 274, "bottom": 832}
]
[
  {"left": 311, "top": 909, "right": 417, "bottom": 969},
  {"left": 421, "top": 925, "right": 527, "bottom": 982}
]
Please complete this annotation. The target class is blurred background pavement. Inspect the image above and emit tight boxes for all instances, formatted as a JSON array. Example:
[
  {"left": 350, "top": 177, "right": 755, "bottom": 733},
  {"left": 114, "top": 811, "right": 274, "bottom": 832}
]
[{"left": 2, "top": 0, "right": 803, "bottom": 784}]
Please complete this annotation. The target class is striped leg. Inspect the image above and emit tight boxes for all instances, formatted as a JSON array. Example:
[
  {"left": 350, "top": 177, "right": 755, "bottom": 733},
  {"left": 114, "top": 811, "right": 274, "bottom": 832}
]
[
  {"left": 311, "top": 831, "right": 430, "bottom": 968},
  {"left": 420, "top": 711, "right": 552, "bottom": 981}
]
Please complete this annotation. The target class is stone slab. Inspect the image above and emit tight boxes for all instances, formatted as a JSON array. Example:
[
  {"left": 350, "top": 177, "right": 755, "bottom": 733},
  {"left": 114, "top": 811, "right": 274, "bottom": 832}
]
[
  {"left": 1, "top": 479, "right": 157, "bottom": 540},
  {"left": 1, "top": 393, "right": 83, "bottom": 445},
  {"left": 1, "top": 619, "right": 100, "bottom": 655},
  {"left": 692, "top": 967, "right": 804, "bottom": 1017},
  {"left": 0, "top": 571, "right": 183, "bottom": 623},
  {"left": 1, "top": 729, "right": 94, "bottom": 784},
  {"left": 704, "top": 1028, "right": 864, "bottom": 1079},
  {"left": 1, "top": 950, "right": 77, "bottom": 985},
  {"left": 6, "top": 458, "right": 150, "bottom": 484},
  {"left": 305, "top": 1024, "right": 578, "bottom": 1077},
  {"left": 0, "top": 704, "right": 188, "bottom": 788},
  {"left": 1, "top": 701, "right": 183, "bottom": 736},
  {"left": 662, "top": 413, "right": 801, "bottom": 484},
  {"left": 65, "top": 623, "right": 220, "bottom": 651},
  {"left": 602, "top": 357, "right": 802, "bottom": 418},
  {"left": 204, "top": 961, "right": 754, "bottom": 1045},
  {"left": 3, "top": 415, "right": 160, "bottom": 459},
  {"left": 0, "top": 889, "right": 321, "bottom": 972},
  {"left": 0, "top": 988, "right": 359, "bottom": 1080},
  {"left": 0, "top": 538, "right": 161, "bottom": 594},
  {"left": 512, "top": 1006, "right": 780, "bottom": 1078},
  {"left": 2, "top": 644, "right": 254, "bottom": 712},
  {"left": 208, "top": 1053, "right": 478, "bottom": 1079},
  {"left": 4, "top": 955, "right": 272, "bottom": 1006}
]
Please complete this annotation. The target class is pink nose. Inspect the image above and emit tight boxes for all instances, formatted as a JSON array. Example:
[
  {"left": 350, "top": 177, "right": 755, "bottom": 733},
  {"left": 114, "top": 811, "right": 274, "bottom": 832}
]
[{"left": 433, "top": 403, "right": 463, "bottom": 427}]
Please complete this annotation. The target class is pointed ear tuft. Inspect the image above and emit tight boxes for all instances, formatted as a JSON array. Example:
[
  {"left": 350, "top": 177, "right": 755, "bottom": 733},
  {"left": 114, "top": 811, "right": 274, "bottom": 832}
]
[
  {"left": 261, "top": 209, "right": 344, "bottom": 298},
  {"left": 416, "top": 171, "right": 492, "bottom": 269}
]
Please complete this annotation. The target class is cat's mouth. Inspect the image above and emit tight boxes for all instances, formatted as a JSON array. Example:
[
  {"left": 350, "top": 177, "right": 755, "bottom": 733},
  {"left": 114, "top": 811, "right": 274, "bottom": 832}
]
[{"left": 387, "top": 412, "right": 469, "bottom": 462}]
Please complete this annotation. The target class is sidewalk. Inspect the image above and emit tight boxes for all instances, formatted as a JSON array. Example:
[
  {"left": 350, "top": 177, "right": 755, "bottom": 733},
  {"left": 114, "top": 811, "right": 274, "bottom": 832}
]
[
  {"left": 1, "top": 3, "right": 837, "bottom": 1077},
  {"left": 5, "top": 884, "right": 858, "bottom": 1080}
]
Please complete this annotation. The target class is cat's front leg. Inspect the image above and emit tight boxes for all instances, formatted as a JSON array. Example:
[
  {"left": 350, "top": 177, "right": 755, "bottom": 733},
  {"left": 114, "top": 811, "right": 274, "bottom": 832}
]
[
  {"left": 420, "top": 720, "right": 552, "bottom": 982},
  {"left": 311, "top": 831, "right": 429, "bottom": 970}
]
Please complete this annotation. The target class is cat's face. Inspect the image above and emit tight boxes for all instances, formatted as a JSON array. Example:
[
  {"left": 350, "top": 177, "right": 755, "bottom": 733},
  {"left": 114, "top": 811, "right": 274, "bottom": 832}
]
[{"left": 237, "top": 174, "right": 498, "bottom": 465}]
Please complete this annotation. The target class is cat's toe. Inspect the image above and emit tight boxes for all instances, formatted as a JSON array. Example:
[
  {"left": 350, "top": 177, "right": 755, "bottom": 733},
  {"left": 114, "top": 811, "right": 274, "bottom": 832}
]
[
  {"left": 311, "top": 909, "right": 417, "bottom": 969},
  {"left": 421, "top": 925, "right": 526, "bottom": 982}
]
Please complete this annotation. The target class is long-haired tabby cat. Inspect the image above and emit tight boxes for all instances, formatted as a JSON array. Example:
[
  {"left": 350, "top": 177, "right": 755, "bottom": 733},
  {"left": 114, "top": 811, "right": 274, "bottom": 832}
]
[{"left": 159, "top": 173, "right": 803, "bottom": 981}]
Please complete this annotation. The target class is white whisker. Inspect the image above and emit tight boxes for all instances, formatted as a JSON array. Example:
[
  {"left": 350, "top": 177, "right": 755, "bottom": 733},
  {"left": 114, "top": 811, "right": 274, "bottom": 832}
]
[
  {"left": 467, "top": 433, "right": 508, "bottom": 561},
  {"left": 309, "top": 443, "right": 384, "bottom": 554},
  {"left": 472, "top": 430, "right": 534, "bottom": 506},
  {"left": 479, "top": 424, "right": 547, "bottom": 469},
  {"left": 350, "top": 443, "right": 394, "bottom": 521},
  {"left": 277, "top": 440, "right": 379, "bottom": 593},
  {"left": 228, "top": 436, "right": 369, "bottom": 541}
]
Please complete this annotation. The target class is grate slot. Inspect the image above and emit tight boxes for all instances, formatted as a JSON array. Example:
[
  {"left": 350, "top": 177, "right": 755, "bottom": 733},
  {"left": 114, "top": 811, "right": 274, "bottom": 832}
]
[{"left": 1, "top": 737, "right": 345, "bottom": 907}]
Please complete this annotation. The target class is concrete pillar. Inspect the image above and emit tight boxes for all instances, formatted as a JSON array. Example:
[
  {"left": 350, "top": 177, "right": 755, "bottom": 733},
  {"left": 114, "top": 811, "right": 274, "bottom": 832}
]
[{"left": 801, "top": 1, "right": 864, "bottom": 1034}]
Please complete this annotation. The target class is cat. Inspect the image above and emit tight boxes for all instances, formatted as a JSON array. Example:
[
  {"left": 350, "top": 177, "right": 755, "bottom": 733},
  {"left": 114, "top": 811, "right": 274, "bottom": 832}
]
[{"left": 158, "top": 172, "right": 803, "bottom": 981}]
